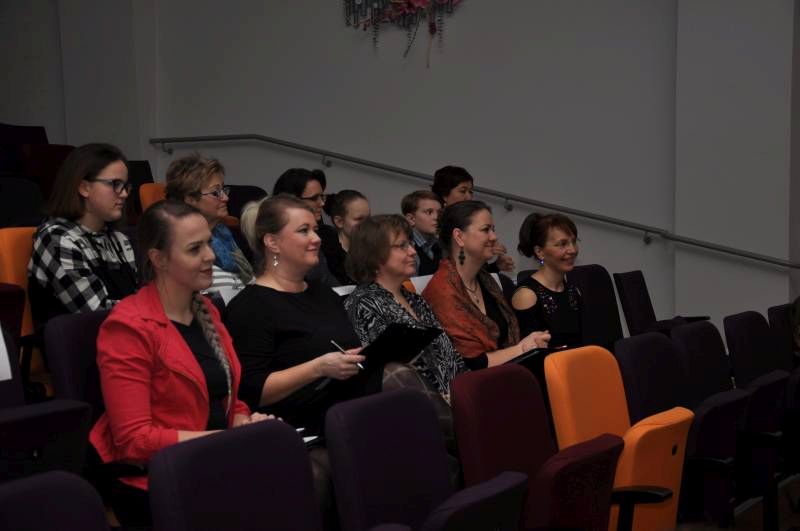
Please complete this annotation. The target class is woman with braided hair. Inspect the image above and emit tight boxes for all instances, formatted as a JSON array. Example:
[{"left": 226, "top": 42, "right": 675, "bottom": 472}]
[{"left": 90, "top": 200, "right": 270, "bottom": 527}]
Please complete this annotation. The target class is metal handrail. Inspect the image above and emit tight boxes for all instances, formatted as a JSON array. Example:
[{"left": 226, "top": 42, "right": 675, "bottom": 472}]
[{"left": 149, "top": 133, "right": 799, "bottom": 269}]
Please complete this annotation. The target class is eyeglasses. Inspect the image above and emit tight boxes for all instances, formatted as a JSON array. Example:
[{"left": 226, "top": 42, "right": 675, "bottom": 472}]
[
  {"left": 391, "top": 240, "right": 413, "bottom": 251},
  {"left": 87, "top": 178, "right": 132, "bottom": 195},
  {"left": 301, "top": 193, "right": 326, "bottom": 203},
  {"left": 198, "top": 186, "right": 231, "bottom": 200},
  {"left": 547, "top": 238, "right": 580, "bottom": 250}
]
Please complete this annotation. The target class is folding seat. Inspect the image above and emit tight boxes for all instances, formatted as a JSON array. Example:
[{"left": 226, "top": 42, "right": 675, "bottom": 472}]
[
  {"left": 0, "top": 122, "right": 48, "bottom": 144},
  {"left": 139, "top": 182, "right": 166, "bottom": 211},
  {"left": 0, "top": 283, "right": 25, "bottom": 351},
  {"left": 326, "top": 389, "right": 528, "bottom": 531},
  {"left": 613, "top": 270, "right": 708, "bottom": 336},
  {"left": 567, "top": 264, "right": 624, "bottom": 351},
  {"left": 0, "top": 471, "right": 109, "bottom": 530},
  {"left": 615, "top": 332, "right": 750, "bottom": 526},
  {"left": 0, "top": 177, "right": 43, "bottom": 228},
  {"left": 451, "top": 364, "right": 625, "bottom": 531},
  {"left": 0, "top": 325, "right": 91, "bottom": 481},
  {"left": 676, "top": 320, "right": 786, "bottom": 530},
  {"left": 125, "top": 159, "right": 155, "bottom": 225},
  {"left": 226, "top": 183, "right": 268, "bottom": 218},
  {"left": 544, "top": 346, "right": 694, "bottom": 531},
  {"left": 0, "top": 227, "right": 37, "bottom": 393},
  {"left": 149, "top": 420, "right": 323, "bottom": 531},
  {"left": 19, "top": 143, "right": 75, "bottom": 200},
  {"left": 767, "top": 302, "right": 797, "bottom": 365}
]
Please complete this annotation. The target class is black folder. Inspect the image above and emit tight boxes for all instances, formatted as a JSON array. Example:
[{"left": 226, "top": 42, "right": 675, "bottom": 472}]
[{"left": 360, "top": 322, "right": 443, "bottom": 370}]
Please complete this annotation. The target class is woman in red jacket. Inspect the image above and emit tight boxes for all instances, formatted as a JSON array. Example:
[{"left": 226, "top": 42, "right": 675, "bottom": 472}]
[{"left": 90, "top": 200, "right": 269, "bottom": 527}]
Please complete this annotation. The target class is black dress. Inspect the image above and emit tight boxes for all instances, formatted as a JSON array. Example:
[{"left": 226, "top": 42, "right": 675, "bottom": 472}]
[
  {"left": 318, "top": 224, "right": 355, "bottom": 285},
  {"left": 224, "top": 280, "right": 370, "bottom": 434},
  {"left": 513, "top": 275, "right": 582, "bottom": 349}
]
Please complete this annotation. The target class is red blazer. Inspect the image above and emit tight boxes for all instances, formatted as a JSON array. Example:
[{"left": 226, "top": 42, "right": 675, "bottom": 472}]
[
  {"left": 89, "top": 282, "right": 250, "bottom": 490},
  {"left": 422, "top": 258, "right": 520, "bottom": 360}
]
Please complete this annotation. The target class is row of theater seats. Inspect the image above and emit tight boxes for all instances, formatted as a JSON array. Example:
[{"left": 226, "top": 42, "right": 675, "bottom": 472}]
[{"left": 1, "top": 271, "right": 798, "bottom": 530}]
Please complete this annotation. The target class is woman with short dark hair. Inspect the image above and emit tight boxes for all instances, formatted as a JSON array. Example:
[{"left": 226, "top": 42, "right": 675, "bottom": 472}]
[
  {"left": 513, "top": 212, "right": 583, "bottom": 347},
  {"left": 345, "top": 215, "right": 466, "bottom": 396},
  {"left": 28, "top": 143, "right": 138, "bottom": 323}
]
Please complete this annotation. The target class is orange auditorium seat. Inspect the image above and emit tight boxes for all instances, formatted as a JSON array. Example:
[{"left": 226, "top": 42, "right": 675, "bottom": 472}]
[
  {"left": 139, "top": 183, "right": 166, "bottom": 212},
  {"left": 544, "top": 346, "right": 694, "bottom": 531},
  {"left": 0, "top": 227, "right": 37, "bottom": 338}
]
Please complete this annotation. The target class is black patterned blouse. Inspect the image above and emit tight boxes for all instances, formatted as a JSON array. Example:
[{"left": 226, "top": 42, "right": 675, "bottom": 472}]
[
  {"left": 345, "top": 282, "right": 467, "bottom": 394},
  {"left": 513, "top": 275, "right": 583, "bottom": 349}
]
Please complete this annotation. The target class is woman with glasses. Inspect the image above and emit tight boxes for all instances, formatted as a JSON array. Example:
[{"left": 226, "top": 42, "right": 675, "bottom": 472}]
[
  {"left": 165, "top": 153, "right": 254, "bottom": 293},
  {"left": 513, "top": 212, "right": 583, "bottom": 348},
  {"left": 272, "top": 168, "right": 339, "bottom": 287},
  {"left": 28, "top": 143, "right": 138, "bottom": 323}
]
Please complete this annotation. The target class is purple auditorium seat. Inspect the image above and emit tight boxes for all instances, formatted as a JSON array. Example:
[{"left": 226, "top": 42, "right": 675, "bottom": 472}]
[
  {"left": 568, "top": 264, "right": 623, "bottom": 352},
  {"left": 326, "top": 389, "right": 528, "bottom": 531},
  {"left": 451, "top": 364, "right": 624, "bottom": 531},
  {"left": 613, "top": 270, "right": 708, "bottom": 337},
  {"left": 149, "top": 419, "right": 323, "bottom": 531},
  {"left": 0, "top": 471, "right": 109, "bottom": 530},
  {"left": 0, "top": 325, "right": 91, "bottom": 481},
  {"left": 615, "top": 332, "right": 750, "bottom": 527}
]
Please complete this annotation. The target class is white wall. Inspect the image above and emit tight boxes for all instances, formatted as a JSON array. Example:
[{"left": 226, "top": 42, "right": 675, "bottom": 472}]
[
  {"left": 5, "top": 0, "right": 798, "bottom": 328},
  {"left": 0, "top": 0, "right": 66, "bottom": 143},
  {"left": 675, "top": 0, "right": 794, "bottom": 325}
]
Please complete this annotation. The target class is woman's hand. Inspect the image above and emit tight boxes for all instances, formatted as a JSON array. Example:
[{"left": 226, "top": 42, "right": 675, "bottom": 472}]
[
  {"left": 233, "top": 412, "right": 277, "bottom": 428},
  {"left": 519, "top": 330, "right": 551, "bottom": 353},
  {"left": 492, "top": 242, "right": 515, "bottom": 271},
  {"left": 314, "top": 347, "right": 365, "bottom": 380}
]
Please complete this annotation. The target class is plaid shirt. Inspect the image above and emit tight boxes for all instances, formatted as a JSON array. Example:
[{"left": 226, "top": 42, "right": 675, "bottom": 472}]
[{"left": 28, "top": 217, "right": 137, "bottom": 314}]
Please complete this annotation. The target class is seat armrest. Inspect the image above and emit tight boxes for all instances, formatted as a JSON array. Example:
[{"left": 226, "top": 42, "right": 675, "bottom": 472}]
[
  {"left": 688, "top": 456, "right": 734, "bottom": 472},
  {"left": 611, "top": 486, "right": 672, "bottom": 531},
  {"left": 741, "top": 429, "right": 782, "bottom": 447}
]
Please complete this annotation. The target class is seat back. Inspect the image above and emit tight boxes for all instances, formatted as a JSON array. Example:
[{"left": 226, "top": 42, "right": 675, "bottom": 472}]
[
  {"left": 670, "top": 321, "right": 734, "bottom": 408},
  {"left": 544, "top": 346, "right": 631, "bottom": 447},
  {"left": 139, "top": 182, "right": 166, "bottom": 212},
  {"left": 149, "top": 420, "right": 321, "bottom": 531},
  {"left": 0, "top": 122, "right": 48, "bottom": 144},
  {"left": 45, "top": 311, "right": 110, "bottom": 422},
  {"left": 613, "top": 270, "right": 658, "bottom": 336},
  {"left": 19, "top": 143, "right": 75, "bottom": 200},
  {"left": 125, "top": 160, "right": 155, "bottom": 225},
  {"left": 0, "top": 283, "right": 25, "bottom": 353},
  {"left": 0, "top": 227, "right": 36, "bottom": 338},
  {"left": 227, "top": 184, "right": 268, "bottom": 218},
  {"left": 0, "top": 177, "right": 43, "bottom": 228},
  {"left": 0, "top": 325, "right": 24, "bottom": 407},
  {"left": 767, "top": 302, "right": 794, "bottom": 362},
  {"left": 724, "top": 311, "right": 789, "bottom": 386},
  {"left": 451, "top": 364, "right": 622, "bottom": 531},
  {"left": 615, "top": 408, "right": 694, "bottom": 531},
  {"left": 326, "top": 390, "right": 453, "bottom": 531},
  {"left": 0, "top": 471, "right": 109, "bottom": 530},
  {"left": 420, "top": 471, "right": 528, "bottom": 531},
  {"left": 614, "top": 333, "right": 685, "bottom": 423},
  {"left": 567, "top": 265, "right": 623, "bottom": 351}
]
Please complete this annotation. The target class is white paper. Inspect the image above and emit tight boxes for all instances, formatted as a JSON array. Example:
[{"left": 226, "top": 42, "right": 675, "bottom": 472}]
[{"left": 0, "top": 334, "right": 12, "bottom": 382}]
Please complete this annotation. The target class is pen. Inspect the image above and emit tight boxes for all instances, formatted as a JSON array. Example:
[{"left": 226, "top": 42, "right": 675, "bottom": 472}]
[{"left": 331, "top": 339, "right": 365, "bottom": 370}]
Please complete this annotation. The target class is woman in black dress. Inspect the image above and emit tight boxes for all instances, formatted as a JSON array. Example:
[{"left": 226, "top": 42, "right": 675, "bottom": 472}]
[{"left": 512, "top": 213, "right": 583, "bottom": 349}]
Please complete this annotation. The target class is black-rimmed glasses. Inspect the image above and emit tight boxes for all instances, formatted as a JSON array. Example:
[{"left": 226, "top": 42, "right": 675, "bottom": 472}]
[
  {"left": 87, "top": 178, "right": 132, "bottom": 195},
  {"left": 301, "top": 192, "right": 326, "bottom": 203}
]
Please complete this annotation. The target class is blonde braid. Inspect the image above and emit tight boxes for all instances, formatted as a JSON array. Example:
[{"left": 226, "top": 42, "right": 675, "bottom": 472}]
[{"left": 191, "top": 293, "right": 233, "bottom": 414}]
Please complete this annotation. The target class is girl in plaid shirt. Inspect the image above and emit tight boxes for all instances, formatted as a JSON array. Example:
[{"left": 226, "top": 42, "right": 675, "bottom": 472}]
[{"left": 28, "top": 143, "right": 138, "bottom": 324}]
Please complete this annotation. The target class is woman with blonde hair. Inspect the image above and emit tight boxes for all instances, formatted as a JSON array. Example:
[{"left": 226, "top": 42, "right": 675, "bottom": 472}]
[
  {"left": 90, "top": 200, "right": 269, "bottom": 526},
  {"left": 166, "top": 153, "right": 254, "bottom": 292}
]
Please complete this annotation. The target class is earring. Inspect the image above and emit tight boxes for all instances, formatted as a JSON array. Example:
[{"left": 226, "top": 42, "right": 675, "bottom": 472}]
[
  {"left": 458, "top": 247, "right": 465, "bottom": 266},
  {"left": 272, "top": 254, "right": 279, "bottom": 268},
  {"left": 538, "top": 257, "right": 544, "bottom": 266}
]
